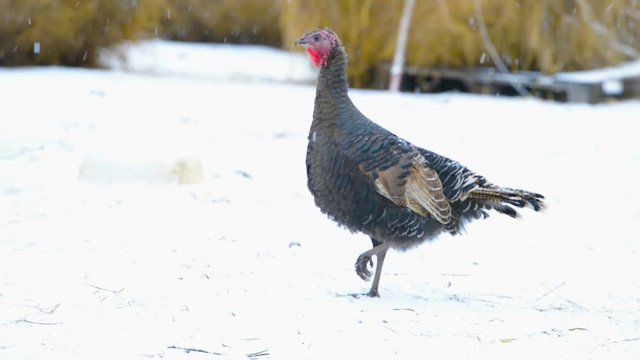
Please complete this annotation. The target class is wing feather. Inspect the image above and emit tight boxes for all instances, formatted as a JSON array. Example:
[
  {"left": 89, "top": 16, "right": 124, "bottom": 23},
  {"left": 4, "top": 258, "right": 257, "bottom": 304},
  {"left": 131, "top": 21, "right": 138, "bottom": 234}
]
[
  {"left": 364, "top": 150, "right": 452, "bottom": 225},
  {"left": 405, "top": 164, "right": 451, "bottom": 224}
]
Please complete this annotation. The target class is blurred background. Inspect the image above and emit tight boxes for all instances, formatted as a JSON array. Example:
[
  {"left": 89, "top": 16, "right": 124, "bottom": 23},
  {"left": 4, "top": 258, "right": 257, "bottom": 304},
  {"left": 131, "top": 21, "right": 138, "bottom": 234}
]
[
  {"left": 2, "top": 0, "right": 639, "bottom": 100},
  {"left": 2, "top": 2, "right": 640, "bottom": 358}
]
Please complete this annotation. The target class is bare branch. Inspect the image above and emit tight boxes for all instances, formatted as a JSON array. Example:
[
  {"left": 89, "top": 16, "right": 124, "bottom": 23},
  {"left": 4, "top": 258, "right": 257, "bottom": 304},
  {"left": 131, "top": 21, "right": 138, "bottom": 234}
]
[
  {"left": 575, "top": 0, "right": 639, "bottom": 59},
  {"left": 473, "top": 0, "right": 530, "bottom": 97}
]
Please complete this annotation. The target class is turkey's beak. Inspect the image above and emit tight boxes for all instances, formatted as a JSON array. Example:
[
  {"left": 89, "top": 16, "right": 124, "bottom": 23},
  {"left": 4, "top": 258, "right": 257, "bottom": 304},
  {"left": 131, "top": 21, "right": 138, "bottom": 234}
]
[{"left": 295, "top": 37, "right": 309, "bottom": 46}]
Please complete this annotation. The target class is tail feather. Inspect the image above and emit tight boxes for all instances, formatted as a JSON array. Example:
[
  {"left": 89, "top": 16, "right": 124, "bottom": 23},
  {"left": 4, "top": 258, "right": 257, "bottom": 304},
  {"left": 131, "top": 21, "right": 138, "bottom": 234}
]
[
  {"left": 468, "top": 187, "right": 545, "bottom": 217},
  {"left": 493, "top": 203, "right": 520, "bottom": 218}
]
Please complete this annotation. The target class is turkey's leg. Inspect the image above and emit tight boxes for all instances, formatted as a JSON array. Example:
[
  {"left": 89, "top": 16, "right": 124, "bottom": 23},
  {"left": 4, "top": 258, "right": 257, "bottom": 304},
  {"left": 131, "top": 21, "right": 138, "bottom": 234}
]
[
  {"left": 368, "top": 246, "right": 388, "bottom": 297},
  {"left": 354, "top": 240, "right": 390, "bottom": 297}
]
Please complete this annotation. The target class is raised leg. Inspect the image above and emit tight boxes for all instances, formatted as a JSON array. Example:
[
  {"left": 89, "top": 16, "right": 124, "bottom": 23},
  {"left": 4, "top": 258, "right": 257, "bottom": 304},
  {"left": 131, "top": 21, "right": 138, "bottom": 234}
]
[{"left": 354, "top": 239, "right": 390, "bottom": 297}]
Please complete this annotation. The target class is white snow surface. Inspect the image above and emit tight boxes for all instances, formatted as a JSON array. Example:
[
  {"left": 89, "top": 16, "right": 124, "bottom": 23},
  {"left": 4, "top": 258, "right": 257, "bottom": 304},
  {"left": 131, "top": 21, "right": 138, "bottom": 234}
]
[
  {"left": 100, "top": 40, "right": 316, "bottom": 83},
  {"left": 1, "top": 41, "right": 640, "bottom": 359},
  {"left": 554, "top": 59, "right": 640, "bottom": 96},
  {"left": 556, "top": 59, "right": 640, "bottom": 83}
]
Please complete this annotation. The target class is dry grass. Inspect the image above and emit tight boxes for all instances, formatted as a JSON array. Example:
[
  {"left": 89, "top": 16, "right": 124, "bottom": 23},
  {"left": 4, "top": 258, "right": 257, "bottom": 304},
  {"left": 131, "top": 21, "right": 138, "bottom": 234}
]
[
  {"left": 281, "top": 0, "right": 640, "bottom": 85},
  {"left": 0, "top": 0, "right": 281, "bottom": 67},
  {"left": 157, "top": 0, "right": 281, "bottom": 46},
  {"left": 280, "top": 0, "right": 404, "bottom": 87},
  {"left": 2, "top": 0, "right": 638, "bottom": 86},
  {"left": 0, "top": 0, "right": 159, "bottom": 66}
]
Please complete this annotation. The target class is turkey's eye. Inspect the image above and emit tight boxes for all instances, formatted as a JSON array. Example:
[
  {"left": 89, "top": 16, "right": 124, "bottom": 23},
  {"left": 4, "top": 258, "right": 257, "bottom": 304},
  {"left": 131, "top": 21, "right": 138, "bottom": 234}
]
[{"left": 313, "top": 34, "right": 321, "bottom": 42}]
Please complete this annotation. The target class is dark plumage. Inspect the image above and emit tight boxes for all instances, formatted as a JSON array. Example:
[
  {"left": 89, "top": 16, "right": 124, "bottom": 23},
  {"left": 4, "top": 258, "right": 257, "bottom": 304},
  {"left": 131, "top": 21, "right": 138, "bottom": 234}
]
[{"left": 297, "top": 29, "right": 544, "bottom": 297}]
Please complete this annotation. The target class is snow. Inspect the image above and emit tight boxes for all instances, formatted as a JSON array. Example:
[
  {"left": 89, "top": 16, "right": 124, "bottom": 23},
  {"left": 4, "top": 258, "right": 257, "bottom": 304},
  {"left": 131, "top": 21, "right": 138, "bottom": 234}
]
[
  {"left": 554, "top": 59, "right": 640, "bottom": 95},
  {"left": 1, "top": 40, "right": 640, "bottom": 359},
  {"left": 100, "top": 40, "right": 316, "bottom": 83},
  {"left": 555, "top": 59, "right": 640, "bottom": 83}
]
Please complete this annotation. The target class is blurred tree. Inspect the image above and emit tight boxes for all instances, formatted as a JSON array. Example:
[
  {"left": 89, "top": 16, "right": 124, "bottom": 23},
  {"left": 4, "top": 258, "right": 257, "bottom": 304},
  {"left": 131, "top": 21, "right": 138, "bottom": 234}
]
[
  {"left": 1, "top": 0, "right": 637, "bottom": 83},
  {"left": 281, "top": 0, "right": 404, "bottom": 87},
  {"left": 157, "top": 0, "right": 281, "bottom": 46},
  {"left": 0, "top": 0, "right": 283, "bottom": 66},
  {"left": 0, "top": 0, "right": 158, "bottom": 66},
  {"left": 282, "top": 0, "right": 640, "bottom": 86}
]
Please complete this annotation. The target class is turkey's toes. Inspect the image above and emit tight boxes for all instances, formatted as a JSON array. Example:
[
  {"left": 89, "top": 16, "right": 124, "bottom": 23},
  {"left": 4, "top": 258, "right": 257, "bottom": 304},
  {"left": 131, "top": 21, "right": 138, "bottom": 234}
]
[
  {"left": 347, "top": 290, "right": 378, "bottom": 298},
  {"left": 355, "top": 254, "right": 374, "bottom": 281},
  {"left": 367, "top": 288, "right": 380, "bottom": 297}
]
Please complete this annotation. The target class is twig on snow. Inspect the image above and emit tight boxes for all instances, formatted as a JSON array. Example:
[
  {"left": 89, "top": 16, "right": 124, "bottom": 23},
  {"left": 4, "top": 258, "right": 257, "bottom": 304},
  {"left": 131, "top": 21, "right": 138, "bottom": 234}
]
[
  {"left": 383, "top": 325, "right": 399, "bottom": 334},
  {"left": 440, "top": 273, "right": 471, "bottom": 277},
  {"left": 535, "top": 282, "right": 566, "bottom": 302},
  {"left": 15, "top": 319, "right": 63, "bottom": 326},
  {"left": 610, "top": 337, "right": 640, "bottom": 344},
  {"left": 564, "top": 298, "right": 589, "bottom": 311},
  {"left": 392, "top": 308, "right": 419, "bottom": 316},
  {"left": 137, "top": 354, "right": 163, "bottom": 358},
  {"left": 466, "top": 331, "right": 482, "bottom": 342},
  {"left": 568, "top": 327, "right": 589, "bottom": 332},
  {"left": 454, "top": 294, "right": 510, "bottom": 306},
  {"left": 167, "top": 345, "right": 223, "bottom": 356},
  {"left": 84, "top": 283, "right": 125, "bottom": 294},
  {"left": 247, "top": 349, "right": 270, "bottom": 358},
  {"left": 40, "top": 303, "right": 61, "bottom": 314},
  {"left": 3, "top": 301, "right": 61, "bottom": 314}
]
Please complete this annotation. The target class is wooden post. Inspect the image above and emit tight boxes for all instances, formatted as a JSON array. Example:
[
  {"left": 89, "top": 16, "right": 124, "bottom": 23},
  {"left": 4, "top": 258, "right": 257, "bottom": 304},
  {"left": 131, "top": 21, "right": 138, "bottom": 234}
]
[{"left": 389, "top": 0, "right": 416, "bottom": 92}]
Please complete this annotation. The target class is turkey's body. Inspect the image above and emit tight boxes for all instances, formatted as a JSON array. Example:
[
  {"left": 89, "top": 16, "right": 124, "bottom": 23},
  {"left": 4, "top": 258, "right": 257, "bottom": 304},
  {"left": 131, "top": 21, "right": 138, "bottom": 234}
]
[
  {"left": 307, "top": 95, "right": 443, "bottom": 250},
  {"left": 301, "top": 29, "right": 544, "bottom": 296}
]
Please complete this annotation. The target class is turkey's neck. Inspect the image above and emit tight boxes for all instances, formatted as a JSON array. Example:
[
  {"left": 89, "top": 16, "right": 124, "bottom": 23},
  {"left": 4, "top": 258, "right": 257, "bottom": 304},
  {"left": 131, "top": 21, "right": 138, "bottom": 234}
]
[
  {"left": 317, "top": 47, "right": 349, "bottom": 99},
  {"left": 312, "top": 46, "right": 354, "bottom": 129}
]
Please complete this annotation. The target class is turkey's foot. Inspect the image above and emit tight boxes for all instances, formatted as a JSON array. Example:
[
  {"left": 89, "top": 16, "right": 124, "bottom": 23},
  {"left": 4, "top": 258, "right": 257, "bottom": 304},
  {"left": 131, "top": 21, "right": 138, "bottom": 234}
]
[
  {"left": 347, "top": 289, "right": 380, "bottom": 298},
  {"left": 355, "top": 254, "right": 374, "bottom": 281},
  {"left": 353, "top": 242, "right": 390, "bottom": 296}
]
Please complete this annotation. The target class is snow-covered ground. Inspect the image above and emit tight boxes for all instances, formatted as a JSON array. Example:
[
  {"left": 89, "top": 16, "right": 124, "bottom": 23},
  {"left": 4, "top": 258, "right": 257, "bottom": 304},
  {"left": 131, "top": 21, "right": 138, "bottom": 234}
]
[
  {"left": 100, "top": 40, "right": 316, "bottom": 83},
  {"left": 1, "top": 41, "right": 639, "bottom": 359}
]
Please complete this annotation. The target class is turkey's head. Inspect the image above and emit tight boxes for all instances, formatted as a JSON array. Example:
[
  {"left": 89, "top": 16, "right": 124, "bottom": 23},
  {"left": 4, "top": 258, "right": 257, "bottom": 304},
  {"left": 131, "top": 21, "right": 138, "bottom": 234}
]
[{"left": 296, "top": 29, "right": 340, "bottom": 67}]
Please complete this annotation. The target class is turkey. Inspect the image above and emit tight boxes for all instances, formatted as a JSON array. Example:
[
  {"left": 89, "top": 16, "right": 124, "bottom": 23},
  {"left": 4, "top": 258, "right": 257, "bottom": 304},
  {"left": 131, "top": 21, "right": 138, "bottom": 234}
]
[{"left": 296, "top": 29, "right": 544, "bottom": 297}]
